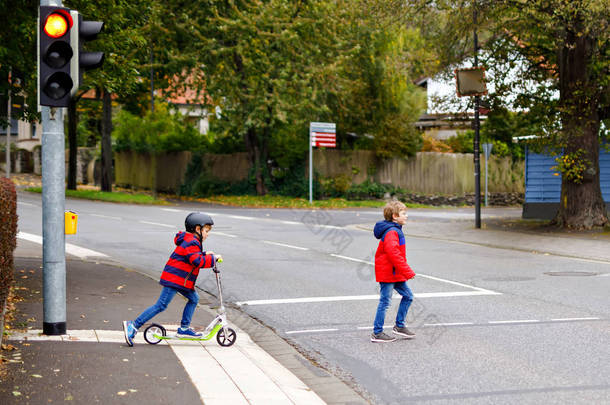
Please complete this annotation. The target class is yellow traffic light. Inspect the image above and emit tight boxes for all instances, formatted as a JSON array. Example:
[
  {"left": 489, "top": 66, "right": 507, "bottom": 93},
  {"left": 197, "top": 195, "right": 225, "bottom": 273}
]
[{"left": 44, "top": 13, "right": 69, "bottom": 38}]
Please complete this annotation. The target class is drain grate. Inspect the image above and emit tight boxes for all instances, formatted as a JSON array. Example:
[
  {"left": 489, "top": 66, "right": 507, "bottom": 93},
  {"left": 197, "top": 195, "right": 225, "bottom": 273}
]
[{"left": 543, "top": 271, "right": 599, "bottom": 277}]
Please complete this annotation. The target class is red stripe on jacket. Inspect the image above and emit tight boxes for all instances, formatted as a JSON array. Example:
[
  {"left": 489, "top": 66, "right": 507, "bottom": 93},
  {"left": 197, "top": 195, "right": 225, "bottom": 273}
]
[{"left": 159, "top": 232, "right": 215, "bottom": 293}]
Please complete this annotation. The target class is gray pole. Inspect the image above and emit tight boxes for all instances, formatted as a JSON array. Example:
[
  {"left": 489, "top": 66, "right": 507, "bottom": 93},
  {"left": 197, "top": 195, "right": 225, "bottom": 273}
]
[
  {"left": 309, "top": 126, "right": 313, "bottom": 204},
  {"left": 41, "top": 0, "right": 67, "bottom": 335},
  {"left": 5, "top": 68, "right": 11, "bottom": 179},
  {"left": 485, "top": 151, "right": 488, "bottom": 206},
  {"left": 473, "top": 5, "right": 481, "bottom": 229}
]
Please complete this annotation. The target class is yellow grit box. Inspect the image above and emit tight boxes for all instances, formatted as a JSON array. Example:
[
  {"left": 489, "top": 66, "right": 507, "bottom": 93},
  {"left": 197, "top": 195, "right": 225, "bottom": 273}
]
[{"left": 65, "top": 211, "right": 78, "bottom": 234}]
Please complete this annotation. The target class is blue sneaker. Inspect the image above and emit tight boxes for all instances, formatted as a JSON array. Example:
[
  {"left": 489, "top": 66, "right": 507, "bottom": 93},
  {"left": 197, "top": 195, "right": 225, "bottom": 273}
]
[
  {"left": 123, "top": 320, "right": 137, "bottom": 346},
  {"left": 176, "top": 327, "right": 202, "bottom": 338}
]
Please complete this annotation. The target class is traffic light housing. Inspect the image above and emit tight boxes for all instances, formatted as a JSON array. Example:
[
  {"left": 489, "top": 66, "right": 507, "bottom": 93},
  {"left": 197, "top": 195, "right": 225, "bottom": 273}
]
[
  {"left": 38, "top": 6, "right": 74, "bottom": 107},
  {"left": 70, "top": 11, "right": 104, "bottom": 95}
]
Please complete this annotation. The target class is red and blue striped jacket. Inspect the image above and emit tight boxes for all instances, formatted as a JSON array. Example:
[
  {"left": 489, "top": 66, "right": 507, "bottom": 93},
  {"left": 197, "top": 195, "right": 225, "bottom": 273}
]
[{"left": 159, "top": 231, "right": 215, "bottom": 293}]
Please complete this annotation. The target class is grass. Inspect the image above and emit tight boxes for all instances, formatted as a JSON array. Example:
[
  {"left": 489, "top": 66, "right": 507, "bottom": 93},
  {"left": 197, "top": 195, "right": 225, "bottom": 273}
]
[
  {"left": 25, "top": 187, "right": 433, "bottom": 209},
  {"left": 25, "top": 187, "right": 170, "bottom": 205},
  {"left": 189, "top": 194, "right": 431, "bottom": 209}
]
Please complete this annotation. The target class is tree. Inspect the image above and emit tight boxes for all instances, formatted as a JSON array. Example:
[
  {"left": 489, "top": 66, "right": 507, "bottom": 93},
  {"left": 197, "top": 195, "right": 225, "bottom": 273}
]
[{"left": 396, "top": 0, "right": 609, "bottom": 229}]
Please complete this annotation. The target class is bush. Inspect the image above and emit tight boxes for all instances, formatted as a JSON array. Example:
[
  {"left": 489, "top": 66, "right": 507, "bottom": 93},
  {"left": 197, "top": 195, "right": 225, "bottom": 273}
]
[
  {"left": 0, "top": 177, "right": 17, "bottom": 339},
  {"left": 113, "top": 103, "right": 210, "bottom": 153}
]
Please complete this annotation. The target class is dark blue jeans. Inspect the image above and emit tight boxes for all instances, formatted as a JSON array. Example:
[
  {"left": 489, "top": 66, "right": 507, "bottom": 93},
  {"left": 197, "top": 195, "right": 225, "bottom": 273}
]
[
  {"left": 133, "top": 286, "right": 199, "bottom": 329},
  {"left": 373, "top": 281, "right": 413, "bottom": 334}
]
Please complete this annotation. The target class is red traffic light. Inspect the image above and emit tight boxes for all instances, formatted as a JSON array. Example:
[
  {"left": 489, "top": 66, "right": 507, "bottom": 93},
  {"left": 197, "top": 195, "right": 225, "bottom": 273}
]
[{"left": 44, "top": 12, "right": 71, "bottom": 38}]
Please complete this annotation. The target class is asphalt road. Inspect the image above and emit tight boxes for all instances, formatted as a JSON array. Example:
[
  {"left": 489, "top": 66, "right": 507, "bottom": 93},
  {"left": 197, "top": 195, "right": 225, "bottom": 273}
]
[{"left": 16, "top": 192, "right": 610, "bottom": 404}]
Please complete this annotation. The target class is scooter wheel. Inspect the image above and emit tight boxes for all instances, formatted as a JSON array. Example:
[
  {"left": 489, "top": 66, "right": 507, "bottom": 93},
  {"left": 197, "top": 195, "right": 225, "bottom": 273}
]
[
  {"left": 216, "top": 327, "right": 237, "bottom": 347},
  {"left": 144, "top": 323, "right": 166, "bottom": 345}
]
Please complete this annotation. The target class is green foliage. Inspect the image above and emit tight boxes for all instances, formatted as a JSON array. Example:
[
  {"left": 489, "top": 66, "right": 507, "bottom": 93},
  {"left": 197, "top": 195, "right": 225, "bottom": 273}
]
[
  {"left": 113, "top": 103, "right": 210, "bottom": 153},
  {"left": 445, "top": 131, "right": 474, "bottom": 154},
  {"left": 0, "top": 177, "right": 17, "bottom": 305}
]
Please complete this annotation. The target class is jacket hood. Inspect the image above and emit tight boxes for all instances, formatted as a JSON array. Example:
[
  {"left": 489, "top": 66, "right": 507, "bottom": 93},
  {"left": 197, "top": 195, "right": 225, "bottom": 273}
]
[
  {"left": 174, "top": 231, "right": 198, "bottom": 246},
  {"left": 373, "top": 220, "right": 402, "bottom": 239}
]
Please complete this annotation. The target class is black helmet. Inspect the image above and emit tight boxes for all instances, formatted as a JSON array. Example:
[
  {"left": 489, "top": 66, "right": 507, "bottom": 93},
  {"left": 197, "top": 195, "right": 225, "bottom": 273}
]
[{"left": 185, "top": 212, "right": 214, "bottom": 232}]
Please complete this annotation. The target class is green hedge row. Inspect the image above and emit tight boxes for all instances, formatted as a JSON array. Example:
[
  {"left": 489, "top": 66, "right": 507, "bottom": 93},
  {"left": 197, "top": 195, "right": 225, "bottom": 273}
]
[{"left": 0, "top": 178, "right": 17, "bottom": 307}]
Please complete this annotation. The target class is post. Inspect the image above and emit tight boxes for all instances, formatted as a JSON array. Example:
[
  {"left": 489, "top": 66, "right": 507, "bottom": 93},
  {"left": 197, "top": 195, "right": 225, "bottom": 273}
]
[
  {"left": 485, "top": 147, "right": 489, "bottom": 206},
  {"left": 5, "top": 68, "right": 11, "bottom": 178},
  {"left": 309, "top": 124, "right": 313, "bottom": 204},
  {"left": 41, "top": 0, "right": 67, "bottom": 335},
  {"left": 473, "top": 5, "right": 481, "bottom": 228}
]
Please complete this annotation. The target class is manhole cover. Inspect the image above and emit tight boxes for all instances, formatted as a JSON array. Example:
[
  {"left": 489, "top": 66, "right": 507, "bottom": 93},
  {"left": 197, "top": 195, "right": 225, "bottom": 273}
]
[{"left": 543, "top": 271, "right": 599, "bottom": 277}]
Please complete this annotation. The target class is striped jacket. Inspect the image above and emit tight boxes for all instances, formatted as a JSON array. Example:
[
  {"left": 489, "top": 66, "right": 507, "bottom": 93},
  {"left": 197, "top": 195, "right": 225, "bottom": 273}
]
[{"left": 159, "top": 231, "right": 215, "bottom": 293}]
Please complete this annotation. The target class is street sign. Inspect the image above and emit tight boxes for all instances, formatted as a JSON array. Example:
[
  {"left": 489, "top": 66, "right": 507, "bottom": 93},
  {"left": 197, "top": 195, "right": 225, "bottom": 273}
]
[
  {"left": 455, "top": 67, "right": 488, "bottom": 97},
  {"left": 310, "top": 122, "right": 336, "bottom": 148}
]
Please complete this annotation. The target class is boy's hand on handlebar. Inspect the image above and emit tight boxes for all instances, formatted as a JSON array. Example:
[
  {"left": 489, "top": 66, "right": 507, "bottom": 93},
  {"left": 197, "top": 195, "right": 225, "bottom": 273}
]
[{"left": 215, "top": 254, "right": 223, "bottom": 263}]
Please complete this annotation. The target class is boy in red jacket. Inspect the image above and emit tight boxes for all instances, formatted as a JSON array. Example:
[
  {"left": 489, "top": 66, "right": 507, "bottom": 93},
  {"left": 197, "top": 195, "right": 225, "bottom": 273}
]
[
  {"left": 122, "top": 212, "right": 222, "bottom": 346},
  {"left": 371, "top": 201, "right": 416, "bottom": 343}
]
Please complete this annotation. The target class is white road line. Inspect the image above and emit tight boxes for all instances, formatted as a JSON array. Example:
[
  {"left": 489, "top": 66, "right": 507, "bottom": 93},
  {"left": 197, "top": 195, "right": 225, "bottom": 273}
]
[
  {"left": 329, "top": 254, "right": 373, "bottom": 265},
  {"left": 281, "top": 220, "right": 302, "bottom": 225},
  {"left": 17, "top": 232, "right": 108, "bottom": 258},
  {"left": 9, "top": 329, "right": 326, "bottom": 404},
  {"left": 214, "top": 231, "right": 238, "bottom": 238},
  {"left": 550, "top": 317, "right": 600, "bottom": 322},
  {"left": 17, "top": 201, "right": 37, "bottom": 207},
  {"left": 330, "top": 254, "right": 501, "bottom": 296},
  {"left": 228, "top": 215, "right": 256, "bottom": 220},
  {"left": 286, "top": 328, "right": 339, "bottom": 334},
  {"left": 235, "top": 290, "right": 498, "bottom": 306},
  {"left": 139, "top": 220, "right": 176, "bottom": 228},
  {"left": 161, "top": 208, "right": 185, "bottom": 212},
  {"left": 91, "top": 214, "right": 122, "bottom": 220},
  {"left": 263, "top": 240, "right": 310, "bottom": 251},
  {"left": 488, "top": 319, "right": 540, "bottom": 324},
  {"left": 423, "top": 322, "right": 474, "bottom": 327}
]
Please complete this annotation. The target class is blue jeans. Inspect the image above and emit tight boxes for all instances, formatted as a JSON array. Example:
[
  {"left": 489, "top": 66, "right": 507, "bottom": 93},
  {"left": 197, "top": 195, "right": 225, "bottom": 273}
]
[
  {"left": 133, "top": 286, "right": 199, "bottom": 330},
  {"left": 373, "top": 281, "right": 413, "bottom": 334}
]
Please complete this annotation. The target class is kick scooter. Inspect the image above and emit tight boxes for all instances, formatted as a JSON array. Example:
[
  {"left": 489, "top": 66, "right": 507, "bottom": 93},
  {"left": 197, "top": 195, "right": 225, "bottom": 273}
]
[{"left": 143, "top": 259, "right": 237, "bottom": 347}]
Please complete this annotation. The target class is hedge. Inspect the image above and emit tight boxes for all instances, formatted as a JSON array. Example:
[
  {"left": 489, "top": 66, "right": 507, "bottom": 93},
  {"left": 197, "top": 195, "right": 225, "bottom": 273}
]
[{"left": 0, "top": 177, "right": 17, "bottom": 340}]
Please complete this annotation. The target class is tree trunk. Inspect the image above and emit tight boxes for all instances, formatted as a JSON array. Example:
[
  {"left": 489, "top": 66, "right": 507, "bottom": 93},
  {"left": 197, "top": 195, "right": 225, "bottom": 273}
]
[
  {"left": 553, "top": 23, "right": 609, "bottom": 229},
  {"left": 67, "top": 98, "right": 78, "bottom": 190},
  {"left": 100, "top": 89, "right": 113, "bottom": 192},
  {"left": 244, "top": 127, "right": 268, "bottom": 195}
]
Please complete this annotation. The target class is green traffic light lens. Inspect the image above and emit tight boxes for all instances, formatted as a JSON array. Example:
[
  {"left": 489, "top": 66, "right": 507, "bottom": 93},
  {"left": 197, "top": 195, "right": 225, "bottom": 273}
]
[{"left": 43, "top": 41, "right": 73, "bottom": 68}]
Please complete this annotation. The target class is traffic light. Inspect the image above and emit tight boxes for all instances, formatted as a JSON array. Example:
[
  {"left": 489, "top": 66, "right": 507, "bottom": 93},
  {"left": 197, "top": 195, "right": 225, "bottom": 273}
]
[
  {"left": 69, "top": 11, "right": 104, "bottom": 95},
  {"left": 38, "top": 6, "right": 74, "bottom": 107}
]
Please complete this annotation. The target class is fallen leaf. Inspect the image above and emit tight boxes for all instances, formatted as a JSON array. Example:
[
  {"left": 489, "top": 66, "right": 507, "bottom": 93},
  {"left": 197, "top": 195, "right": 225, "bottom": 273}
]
[
  {"left": 31, "top": 374, "right": 43, "bottom": 378},
  {"left": 80, "top": 314, "right": 86, "bottom": 319},
  {"left": 117, "top": 391, "right": 127, "bottom": 396},
  {"left": 129, "top": 389, "right": 137, "bottom": 393},
  {"left": 116, "top": 285, "right": 126, "bottom": 291},
  {"left": 12, "top": 391, "right": 21, "bottom": 397}
]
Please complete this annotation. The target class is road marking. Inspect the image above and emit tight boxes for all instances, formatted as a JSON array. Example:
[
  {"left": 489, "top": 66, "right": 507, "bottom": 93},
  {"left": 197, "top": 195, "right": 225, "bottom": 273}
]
[
  {"left": 91, "top": 214, "right": 122, "bottom": 220},
  {"left": 214, "top": 231, "right": 238, "bottom": 238},
  {"left": 228, "top": 215, "right": 256, "bottom": 220},
  {"left": 235, "top": 290, "right": 498, "bottom": 306},
  {"left": 139, "top": 220, "right": 176, "bottom": 228},
  {"left": 9, "top": 329, "right": 326, "bottom": 404},
  {"left": 329, "top": 254, "right": 501, "bottom": 296},
  {"left": 17, "top": 201, "right": 37, "bottom": 207},
  {"left": 286, "top": 328, "right": 339, "bottom": 334},
  {"left": 488, "top": 319, "right": 540, "bottom": 324},
  {"left": 161, "top": 208, "right": 184, "bottom": 212},
  {"left": 263, "top": 240, "right": 310, "bottom": 251},
  {"left": 423, "top": 322, "right": 475, "bottom": 327},
  {"left": 329, "top": 254, "right": 372, "bottom": 264},
  {"left": 550, "top": 317, "right": 600, "bottom": 322},
  {"left": 17, "top": 232, "right": 108, "bottom": 258}
]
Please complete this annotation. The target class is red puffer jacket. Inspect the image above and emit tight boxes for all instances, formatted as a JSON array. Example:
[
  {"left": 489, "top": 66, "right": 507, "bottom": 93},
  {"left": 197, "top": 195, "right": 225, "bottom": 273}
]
[{"left": 373, "top": 221, "right": 415, "bottom": 282}]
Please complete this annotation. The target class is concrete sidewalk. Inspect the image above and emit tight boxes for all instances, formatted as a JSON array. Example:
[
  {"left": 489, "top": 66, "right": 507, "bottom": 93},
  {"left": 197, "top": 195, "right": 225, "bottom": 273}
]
[{"left": 0, "top": 240, "right": 367, "bottom": 404}]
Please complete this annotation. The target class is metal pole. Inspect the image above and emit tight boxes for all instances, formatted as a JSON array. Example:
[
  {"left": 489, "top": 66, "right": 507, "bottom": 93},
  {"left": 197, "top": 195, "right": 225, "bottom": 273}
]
[
  {"left": 5, "top": 68, "right": 11, "bottom": 178},
  {"left": 41, "top": 0, "right": 67, "bottom": 335},
  {"left": 473, "top": 5, "right": 481, "bottom": 228},
  {"left": 485, "top": 151, "right": 488, "bottom": 206},
  {"left": 309, "top": 125, "right": 313, "bottom": 204}
]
